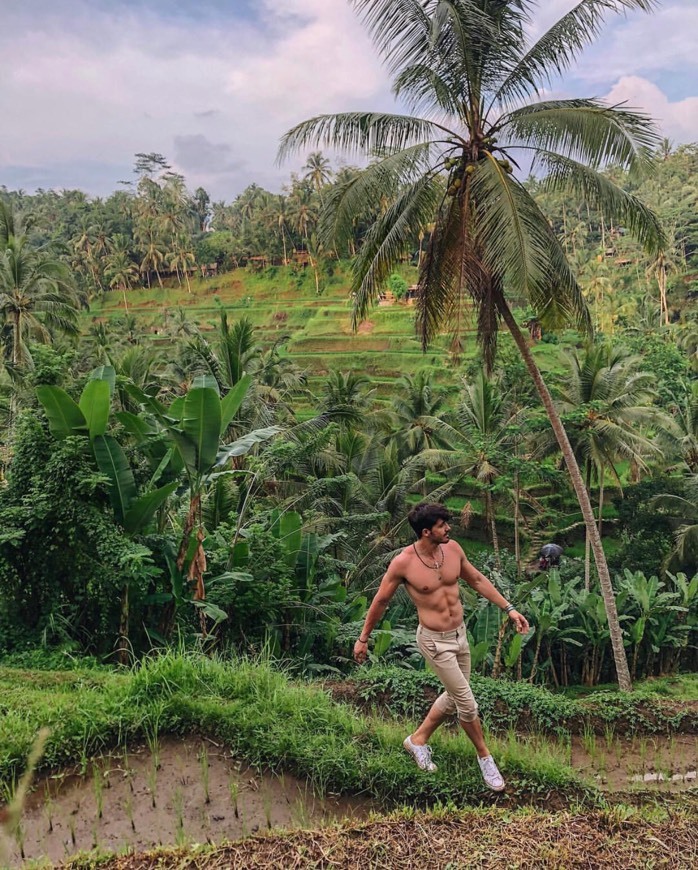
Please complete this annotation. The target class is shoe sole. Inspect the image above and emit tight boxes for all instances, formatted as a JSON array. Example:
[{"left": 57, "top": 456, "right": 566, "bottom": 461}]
[{"left": 484, "top": 781, "right": 506, "bottom": 792}]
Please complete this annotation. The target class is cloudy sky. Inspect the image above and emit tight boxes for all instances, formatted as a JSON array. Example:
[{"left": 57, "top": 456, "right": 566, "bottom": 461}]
[{"left": 1, "top": 0, "right": 696, "bottom": 202}]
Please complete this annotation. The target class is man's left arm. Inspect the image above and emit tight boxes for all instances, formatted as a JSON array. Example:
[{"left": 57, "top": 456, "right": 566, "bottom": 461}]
[{"left": 459, "top": 547, "right": 530, "bottom": 634}]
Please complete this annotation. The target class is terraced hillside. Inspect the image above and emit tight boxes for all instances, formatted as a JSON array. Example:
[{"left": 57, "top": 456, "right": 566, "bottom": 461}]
[{"left": 86, "top": 263, "right": 566, "bottom": 401}]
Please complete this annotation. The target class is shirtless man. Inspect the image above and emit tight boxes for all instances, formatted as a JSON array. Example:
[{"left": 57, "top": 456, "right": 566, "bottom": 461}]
[{"left": 353, "top": 502, "right": 529, "bottom": 791}]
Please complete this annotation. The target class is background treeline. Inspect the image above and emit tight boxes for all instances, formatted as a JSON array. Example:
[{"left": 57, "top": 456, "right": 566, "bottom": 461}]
[{"left": 0, "top": 143, "right": 696, "bottom": 688}]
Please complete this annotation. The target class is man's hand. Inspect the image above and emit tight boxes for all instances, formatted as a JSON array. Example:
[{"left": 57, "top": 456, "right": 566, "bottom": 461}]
[
  {"left": 353, "top": 637, "right": 369, "bottom": 664},
  {"left": 508, "top": 609, "right": 530, "bottom": 634}
]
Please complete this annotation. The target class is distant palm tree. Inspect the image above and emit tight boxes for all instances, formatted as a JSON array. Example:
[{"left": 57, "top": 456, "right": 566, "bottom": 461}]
[
  {"left": 390, "top": 369, "right": 448, "bottom": 457},
  {"left": 652, "top": 475, "right": 698, "bottom": 575},
  {"left": 0, "top": 209, "right": 79, "bottom": 368},
  {"left": 541, "top": 342, "right": 666, "bottom": 587},
  {"left": 280, "top": 0, "right": 665, "bottom": 691},
  {"left": 303, "top": 151, "right": 333, "bottom": 195}
]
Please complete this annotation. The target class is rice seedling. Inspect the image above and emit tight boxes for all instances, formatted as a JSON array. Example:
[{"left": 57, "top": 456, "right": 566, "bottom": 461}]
[
  {"left": 261, "top": 785, "right": 273, "bottom": 829},
  {"left": 638, "top": 737, "right": 648, "bottom": 771},
  {"left": 69, "top": 817, "right": 76, "bottom": 847},
  {"left": 124, "top": 792, "right": 135, "bottom": 832},
  {"left": 174, "top": 788, "right": 186, "bottom": 847},
  {"left": 199, "top": 744, "right": 210, "bottom": 804},
  {"left": 43, "top": 784, "right": 54, "bottom": 833},
  {"left": 147, "top": 759, "right": 158, "bottom": 809},
  {"left": 92, "top": 764, "right": 104, "bottom": 820},
  {"left": 228, "top": 778, "right": 239, "bottom": 818},
  {"left": 581, "top": 724, "right": 597, "bottom": 759},
  {"left": 604, "top": 723, "right": 615, "bottom": 750}
]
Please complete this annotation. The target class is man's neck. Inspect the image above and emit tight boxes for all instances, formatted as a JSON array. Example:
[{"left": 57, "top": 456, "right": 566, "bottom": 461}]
[{"left": 415, "top": 539, "right": 440, "bottom": 557}]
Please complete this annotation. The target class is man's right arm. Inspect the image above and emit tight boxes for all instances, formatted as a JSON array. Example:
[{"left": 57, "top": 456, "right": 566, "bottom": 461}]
[{"left": 353, "top": 559, "right": 404, "bottom": 663}]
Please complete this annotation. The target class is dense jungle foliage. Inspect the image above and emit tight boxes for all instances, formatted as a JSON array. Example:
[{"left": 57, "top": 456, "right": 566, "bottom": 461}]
[{"left": 0, "top": 142, "right": 696, "bottom": 688}]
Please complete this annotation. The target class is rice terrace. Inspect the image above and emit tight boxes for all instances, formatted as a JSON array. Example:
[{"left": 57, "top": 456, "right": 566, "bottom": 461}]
[{"left": 0, "top": 1, "right": 697, "bottom": 867}]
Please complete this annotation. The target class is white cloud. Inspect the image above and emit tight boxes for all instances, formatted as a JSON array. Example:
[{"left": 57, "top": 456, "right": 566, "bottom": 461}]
[
  {"left": 0, "top": 1, "right": 696, "bottom": 199},
  {"left": 0, "top": 0, "right": 390, "bottom": 198},
  {"left": 604, "top": 76, "right": 698, "bottom": 143}
]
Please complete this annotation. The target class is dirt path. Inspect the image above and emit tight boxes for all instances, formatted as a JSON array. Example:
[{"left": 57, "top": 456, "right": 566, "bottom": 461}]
[{"left": 62, "top": 807, "right": 698, "bottom": 869}]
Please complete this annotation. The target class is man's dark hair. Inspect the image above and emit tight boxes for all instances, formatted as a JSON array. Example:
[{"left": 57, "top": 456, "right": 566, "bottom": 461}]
[{"left": 408, "top": 502, "right": 450, "bottom": 539}]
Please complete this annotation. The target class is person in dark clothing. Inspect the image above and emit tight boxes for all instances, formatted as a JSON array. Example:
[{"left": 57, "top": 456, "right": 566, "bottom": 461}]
[{"left": 539, "top": 543, "right": 563, "bottom": 570}]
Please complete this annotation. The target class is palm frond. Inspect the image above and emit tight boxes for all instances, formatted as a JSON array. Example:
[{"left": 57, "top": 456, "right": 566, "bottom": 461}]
[
  {"left": 318, "top": 142, "right": 441, "bottom": 254},
  {"left": 471, "top": 153, "right": 591, "bottom": 334},
  {"left": 495, "top": 0, "right": 659, "bottom": 105},
  {"left": 501, "top": 99, "right": 658, "bottom": 172},
  {"left": 352, "top": 175, "right": 444, "bottom": 325},
  {"left": 278, "top": 112, "right": 448, "bottom": 164},
  {"left": 415, "top": 191, "right": 465, "bottom": 350},
  {"left": 350, "top": 0, "right": 432, "bottom": 75},
  {"left": 393, "top": 63, "right": 461, "bottom": 117},
  {"left": 536, "top": 151, "right": 665, "bottom": 254}
]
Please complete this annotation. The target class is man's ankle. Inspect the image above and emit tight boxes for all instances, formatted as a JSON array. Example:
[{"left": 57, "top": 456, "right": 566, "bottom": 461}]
[{"left": 410, "top": 734, "right": 427, "bottom": 746}]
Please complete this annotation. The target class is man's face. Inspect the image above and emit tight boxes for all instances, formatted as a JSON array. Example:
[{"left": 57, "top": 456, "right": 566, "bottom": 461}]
[{"left": 427, "top": 518, "right": 451, "bottom": 543}]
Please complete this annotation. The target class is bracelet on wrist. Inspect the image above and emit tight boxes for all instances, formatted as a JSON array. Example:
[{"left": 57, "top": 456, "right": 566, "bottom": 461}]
[
  {"left": 504, "top": 604, "right": 516, "bottom": 614},
  {"left": 359, "top": 637, "right": 369, "bottom": 644}
]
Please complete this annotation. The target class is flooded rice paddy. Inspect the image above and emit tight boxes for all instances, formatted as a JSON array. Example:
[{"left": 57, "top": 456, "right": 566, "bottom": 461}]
[
  {"left": 1, "top": 738, "right": 370, "bottom": 866},
  {"left": 1, "top": 732, "right": 695, "bottom": 865}
]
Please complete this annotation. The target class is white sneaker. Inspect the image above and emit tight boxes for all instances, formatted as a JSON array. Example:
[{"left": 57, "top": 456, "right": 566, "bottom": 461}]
[
  {"left": 403, "top": 735, "right": 437, "bottom": 772},
  {"left": 477, "top": 754, "right": 505, "bottom": 791}
]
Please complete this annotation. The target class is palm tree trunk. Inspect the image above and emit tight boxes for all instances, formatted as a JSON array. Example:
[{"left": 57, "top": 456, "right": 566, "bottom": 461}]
[
  {"left": 117, "top": 583, "right": 129, "bottom": 666},
  {"left": 12, "top": 310, "right": 21, "bottom": 367},
  {"left": 492, "top": 617, "right": 507, "bottom": 679},
  {"left": 495, "top": 292, "right": 632, "bottom": 692},
  {"left": 485, "top": 489, "right": 500, "bottom": 568}
]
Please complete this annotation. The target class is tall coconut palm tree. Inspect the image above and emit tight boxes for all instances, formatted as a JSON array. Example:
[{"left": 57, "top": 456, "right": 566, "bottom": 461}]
[{"left": 279, "top": 0, "right": 665, "bottom": 691}]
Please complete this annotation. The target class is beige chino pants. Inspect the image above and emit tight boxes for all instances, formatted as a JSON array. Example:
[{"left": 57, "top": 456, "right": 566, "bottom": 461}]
[{"left": 416, "top": 623, "right": 479, "bottom": 723}]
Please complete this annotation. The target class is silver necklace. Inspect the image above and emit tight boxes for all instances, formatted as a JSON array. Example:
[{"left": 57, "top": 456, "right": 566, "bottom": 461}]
[{"left": 413, "top": 543, "right": 444, "bottom": 571}]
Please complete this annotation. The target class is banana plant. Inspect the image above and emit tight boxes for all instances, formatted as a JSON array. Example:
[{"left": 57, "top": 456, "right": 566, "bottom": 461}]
[
  {"left": 36, "top": 367, "right": 178, "bottom": 533},
  {"left": 268, "top": 508, "right": 363, "bottom": 654},
  {"left": 36, "top": 366, "right": 178, "bottom": 662},
  {"left": 126, "top": 374, "right": 280, "bottom": 635}
]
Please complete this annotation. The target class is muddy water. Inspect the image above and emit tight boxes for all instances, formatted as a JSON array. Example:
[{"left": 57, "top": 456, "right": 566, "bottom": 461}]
[
  {"left": 0, "top": 738, "right": 371, "bottom": 867},
  {"left": 570, "top": 732, "right": 698, "bottom": 792}
]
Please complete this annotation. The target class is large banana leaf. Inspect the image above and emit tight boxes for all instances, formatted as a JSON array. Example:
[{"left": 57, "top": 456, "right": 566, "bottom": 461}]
[
  {"left": 192, "top": 374, "right": 220, "bottom": 394},
  {"left": 88, "top": 365, "right": 116, "bottom": 396},
  {"left": 93, "top": 434, "right": 138, "bottom": 525},
  {"left": 220, "top": 374, "right": 252, "bottom": 435},
  {"left": 124, "top": 481, "right": 178, "bottom": 534},
  {"left": 36, "top": 386, "right": 87, "bottom": 438},
  {"left": 79, "top": 378, "right": 110, "bottom": 439},
  {"left": 181, "top": 387, "right": 221, "bottom": 475},
  {"left": 168, "top": 396, "right": 185, "bottom": 422},
  {"left": 271, "top": 510, "right": 303, "bottom": 571},
  {"left": 214, "top": 426, "right": 281, "bottom": 466},
  {"left": 115, "top": 411, "right": 155, "bottom": 441},
  {"left": 124, "top": 383, "right": 168, "bottom": 419}
]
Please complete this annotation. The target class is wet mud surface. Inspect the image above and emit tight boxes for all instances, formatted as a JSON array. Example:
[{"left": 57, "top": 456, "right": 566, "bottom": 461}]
[{"left": 1, "top": 738, "right": 370, "bottom": 866}]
